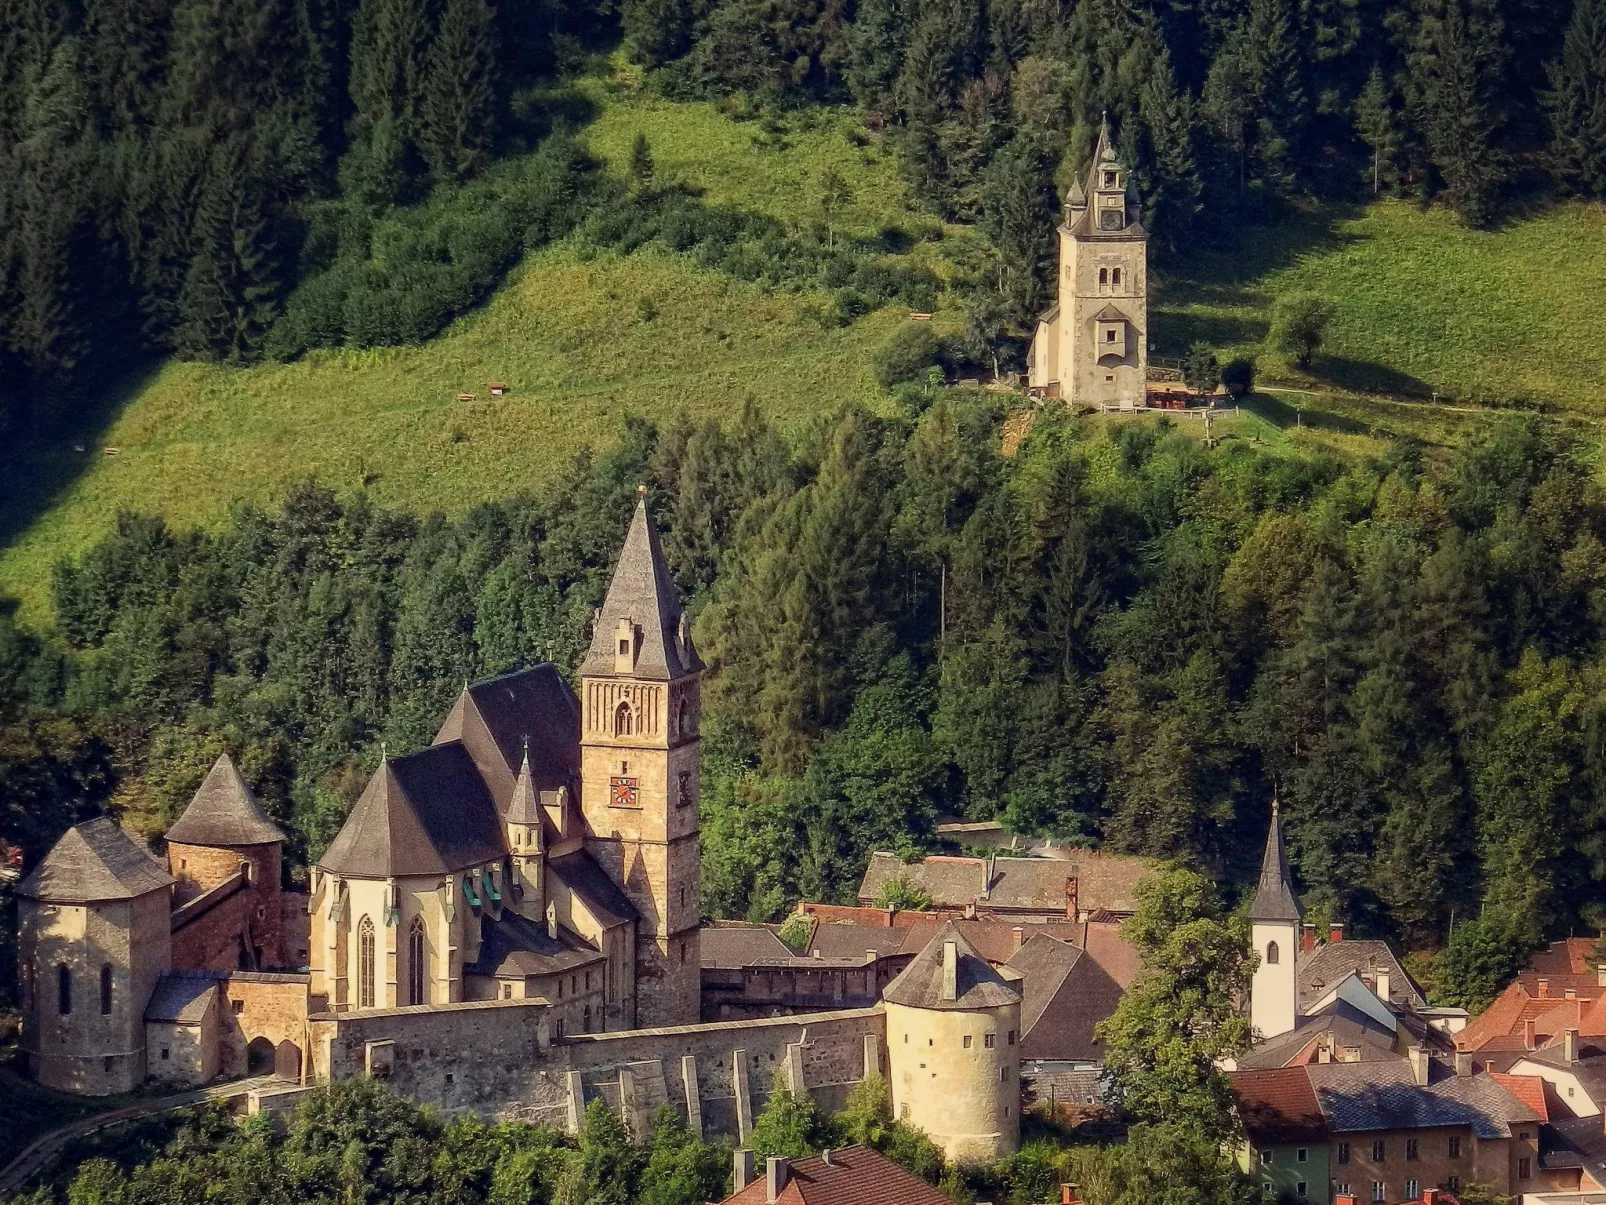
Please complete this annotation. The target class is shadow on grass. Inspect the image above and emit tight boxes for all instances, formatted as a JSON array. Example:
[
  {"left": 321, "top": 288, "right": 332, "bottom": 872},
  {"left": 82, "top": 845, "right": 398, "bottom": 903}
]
[
  {"left": 0, "top": 356, "right": 167, "bottom": 586},
  {"left": 1311, "top": 356, "right": 1433, "bottom": 399},
  {"left": 1151, "top": 308, "right": 1269, "bottom": 355},
  {"left": 1159, "top": 199, "right": 1368, "bottom": 289},
  {"left": 1243, "top": 391, "right": 1373, "bottom": 436}
]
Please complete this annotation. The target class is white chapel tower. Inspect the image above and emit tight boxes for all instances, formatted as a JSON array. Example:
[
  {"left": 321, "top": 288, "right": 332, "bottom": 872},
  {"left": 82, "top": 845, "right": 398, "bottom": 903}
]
[
  {"left": 1028, "top": 116, "right": 1148, "bottom": 408},
  {"left": 1249, "top": 800, "right": 1301, "bottom": 1040}
]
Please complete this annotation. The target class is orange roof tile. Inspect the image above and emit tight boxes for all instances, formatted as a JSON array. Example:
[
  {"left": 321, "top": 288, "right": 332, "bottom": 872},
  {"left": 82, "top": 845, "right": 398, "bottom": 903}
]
[
  {"left": 721, "top": 1146, "right": 952, "bottom": 1205},
  {"left": 1491, "top": 1073, "right": 1550, "bottom": 1122}
]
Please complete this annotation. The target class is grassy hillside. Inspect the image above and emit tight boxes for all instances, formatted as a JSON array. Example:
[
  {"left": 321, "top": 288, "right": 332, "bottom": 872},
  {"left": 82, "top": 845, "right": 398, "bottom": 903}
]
[
  {"left": 1154, "top": 199, "right": 1606, "bottom": 412},
  {"left": 3, "top": 69, "right": 1604, "bottom": 630}
]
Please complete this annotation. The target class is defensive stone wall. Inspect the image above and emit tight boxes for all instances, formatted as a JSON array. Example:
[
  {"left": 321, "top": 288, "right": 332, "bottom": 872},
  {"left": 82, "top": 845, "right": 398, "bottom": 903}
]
[{"left": 307, "top": 999, "right": 885, "bottom": 1141}]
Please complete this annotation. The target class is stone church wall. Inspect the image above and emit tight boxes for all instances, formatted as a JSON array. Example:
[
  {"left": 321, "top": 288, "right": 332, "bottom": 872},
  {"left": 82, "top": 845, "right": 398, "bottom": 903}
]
[{"left": 307, "top": 999, "right": 885, "bottom": 1141}]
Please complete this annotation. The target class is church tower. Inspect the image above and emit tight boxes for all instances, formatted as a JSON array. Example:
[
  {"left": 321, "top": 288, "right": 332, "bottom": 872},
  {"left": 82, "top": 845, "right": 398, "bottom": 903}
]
[
  {"left": 1028, "top": 116, "right": 1148, "bottom": 408},
  {"left": 1249, "top": 801, "right": 1301, "bottom": 1040},
  {"left": 579, "top": 489, "right": 703, "bottom": 1028}
]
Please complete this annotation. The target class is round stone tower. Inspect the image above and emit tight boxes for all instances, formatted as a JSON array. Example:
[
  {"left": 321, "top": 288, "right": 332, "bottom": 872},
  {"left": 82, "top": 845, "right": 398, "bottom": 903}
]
[
  {"left": 16, "top": 818, "right": 174, "bottom": 1094},
  {"left": 883, "top": 923, "right": 1022, "bottom": 1162}
]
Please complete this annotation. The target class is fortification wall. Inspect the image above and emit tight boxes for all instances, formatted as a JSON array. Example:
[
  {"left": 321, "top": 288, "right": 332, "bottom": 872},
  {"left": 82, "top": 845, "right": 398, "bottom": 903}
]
[{"left": 307, "top": 1000, "right": 885, "bottom": 1141}]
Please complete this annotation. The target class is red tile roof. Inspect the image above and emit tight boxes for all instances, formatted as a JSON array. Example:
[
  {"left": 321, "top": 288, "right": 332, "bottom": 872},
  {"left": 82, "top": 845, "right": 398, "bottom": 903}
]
[
  {"left": 1491, "top": 1073, "right": 1550, "bottom": 1122},
  {"left": 1530, "top": 938, "right": 1601, "bottom": 975},
  {"left": 1230, "top": 1067, "right": 1328, "bottom": 1144},
  {"left": 1460, "top": 979, "right": 1606, "bottom": 1052},
  {"left": 720, "top": 1146, "right": 951, "bottom": 1205}
]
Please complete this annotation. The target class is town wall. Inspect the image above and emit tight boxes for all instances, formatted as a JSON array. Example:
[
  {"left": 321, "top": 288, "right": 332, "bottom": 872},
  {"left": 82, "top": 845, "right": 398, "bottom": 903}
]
[{"left": 307, "top": 999, "right": 885, "bottom": 1140}]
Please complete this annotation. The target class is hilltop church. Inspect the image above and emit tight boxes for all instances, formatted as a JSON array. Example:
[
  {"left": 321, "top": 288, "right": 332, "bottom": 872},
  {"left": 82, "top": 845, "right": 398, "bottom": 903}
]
[{"left": 1028, "top": 119, "right": 1149, "bottom": 408}]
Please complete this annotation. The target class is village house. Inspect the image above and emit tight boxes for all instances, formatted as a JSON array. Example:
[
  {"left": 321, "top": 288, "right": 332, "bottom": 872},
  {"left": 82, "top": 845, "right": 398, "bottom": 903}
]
[{"left": 855, "top": 847, "right": 1149, "bottom": 924}]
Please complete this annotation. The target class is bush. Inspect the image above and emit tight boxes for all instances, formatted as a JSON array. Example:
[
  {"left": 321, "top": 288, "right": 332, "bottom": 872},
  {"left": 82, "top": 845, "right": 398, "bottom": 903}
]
[
  {"left": 873, "top": 871, "right": 933, "bottom": 910},
  {"left": 1183, "top": 342, "right": 1221, "bottom": 394},
  {"left": 1222, "top": 357, "right": 1256, "bottom": 399},
  {"left": 1269, "top": 293, "right": 1336, "bottom": 369},
  {"left": 873, "top": 323, "right": 941, "bottom": 388}
]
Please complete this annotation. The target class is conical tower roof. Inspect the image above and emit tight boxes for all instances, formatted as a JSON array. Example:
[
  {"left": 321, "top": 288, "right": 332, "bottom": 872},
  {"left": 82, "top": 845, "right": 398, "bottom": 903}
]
[
  {"left": 166, "top": 754, "right": 285, "bottom": 847},
  {"left": 506, "top": 745, "right": 543, "bottom": 826},
  {"left": 883, "top": 921, "right": 1021, "bottom": 1011},
  {"left": 1249, "top": 800, "right": 1302, "bottom": 923},
  {"left": 580, "top": 493, "right": 701, "bottom": 681}
]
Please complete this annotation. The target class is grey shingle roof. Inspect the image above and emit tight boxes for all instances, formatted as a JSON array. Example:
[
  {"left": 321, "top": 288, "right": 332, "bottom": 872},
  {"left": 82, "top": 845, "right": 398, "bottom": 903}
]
[
  {"left": 18, "top": 818, "right": 173, "bottom": 903},
  {"left": 145, "top": 972, "right": 222, "bottom": 1023},
  {"left": 882, "top": 923, "right": 1021, "bottom": 1011},
  {"left": 1249, "top": 803, "right": 1302, "bottom": 923},
  {"left": 318, "top": 742, "right": 506, "bottom": 878},
  {"left": 1238, "top": 1000, "right": 1399, "bottom": 1070},
  {"left": 580, "top": 498, "right": 701, "bottom": 682},
  {"left": 548, "top": 849, "right": 640, "bottom": 929},
  {"left": 1306, "top": 1061, "right": 1540, "bottom": 1138},
  {"left": 436, "top": 665, "right": 581, "bottom": 813},
  {"left": 1299, "top": 941, "right": 1426, "bottom": 1012},
  {"left": 166, "top": 754, "right": 285, "bottom": 847},
  {"left": 701, "top": 924, "right": 795, "bottom": 968},
  {"left": 505, "top": 750, "right": 543, "bottom": 827},
  {"left": 857, "top": 851, "right": 1149, "bottom": 915},
  {"left": 464, "top": 908, "right": 604, "bottom": 978}
]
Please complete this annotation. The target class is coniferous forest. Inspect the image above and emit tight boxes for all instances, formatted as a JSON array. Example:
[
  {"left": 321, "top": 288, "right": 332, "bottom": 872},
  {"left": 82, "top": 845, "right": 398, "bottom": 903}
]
[
  {"left": 3, "top": 0, "right": 1605, "bottom": 436},
  {"left": 4, "top": 400, "right": 1606, "bottom": 1013}
]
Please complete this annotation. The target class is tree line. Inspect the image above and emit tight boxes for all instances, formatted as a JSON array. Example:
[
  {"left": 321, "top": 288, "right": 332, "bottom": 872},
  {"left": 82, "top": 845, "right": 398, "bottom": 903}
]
[{"left": 4, "top": 401, "right": 1606, "bottom": 1009}]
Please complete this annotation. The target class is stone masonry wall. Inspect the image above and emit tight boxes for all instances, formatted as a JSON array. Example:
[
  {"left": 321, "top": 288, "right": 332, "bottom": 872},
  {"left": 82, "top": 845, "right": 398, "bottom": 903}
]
[{"left": 308, "top": 1000, "right": 885, "bottom": 1141}]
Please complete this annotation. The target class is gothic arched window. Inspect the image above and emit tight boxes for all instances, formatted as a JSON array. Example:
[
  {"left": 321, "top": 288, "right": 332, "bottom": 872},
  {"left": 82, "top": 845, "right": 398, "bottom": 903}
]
[
  {"left": 408, "top": 917, "right": 427, "bottom": 1006},
  {"left": 100, "top": 965, "right": 113, "bottom": 1015},
  {"left": 359, "top": 917, "right": 376, "bottom": 1009},
  {"left": 1266, "top": 941, "right": 1280, "bottom": 966},
  {"left": 58, "top": 965, "right": 72, "bottom": 1015},
  {"left": 614, "top": 701, "right": 633, "bottom": 737}
]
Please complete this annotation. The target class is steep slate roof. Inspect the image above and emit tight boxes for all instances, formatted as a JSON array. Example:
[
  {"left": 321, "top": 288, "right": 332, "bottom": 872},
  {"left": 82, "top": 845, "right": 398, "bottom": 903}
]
[
  {"left": 505, "top": 750, "right": 544, "bottom": 827},
  {"left": 1249, "top": 803, "right": 1302, "bottom": 923},
  {"left": 702, "top": 924, "right": 796, "bottom": 969},
  {"left": 1236, "top": 999, "right": 1401, "bottom": 1070},
  {"left": 856, "top": 850, "right": 1149, "bottom": 916},
  {"left": 1299, "top": 939, "right": 1425, "bottom": 1012},
  {"left": 1062, "top": 117, "right": 1146, "bottom": 240},
  {"left": 319, "top": 742, "right": 506, "bottom": 878},
  {"left": 18, "top": 818, "right": 173, "bottom": 903},
  {"left": 1542, "top": 1113, "right": 1606, "bottom": 1183},
  {"left": 1306, "top": 1061, "right": 1541, "bottom": 1138},
  {"left": 435, "top": 665, "right": 581, "bottom": 812},
  {"left": 166, "top": 754, "right": 285, "bottom": 847},
  {"left": 1006, "top": 932, "right": 1126, "bottom": 1062},
  {"left": 882, "top": 923, "right": 1021, "bottom": 1011},
  {"left": 580, "top": 497, "right": 701, "bottom": 681},
  {"left": 145, "top": 972, "right": 222, "bottom": 1023},
  {"left": 548, "top": 849, "right": 641, "bottom": 929},
  {"left": 721, "top": 1146, "right": 952, "bottom": 1205},
  {"left": 1231, "top": 1067, "right": 1329, "bottom": 1145},
  {"left": 464, "top": 909, "right": 604, "bottom": 979}
]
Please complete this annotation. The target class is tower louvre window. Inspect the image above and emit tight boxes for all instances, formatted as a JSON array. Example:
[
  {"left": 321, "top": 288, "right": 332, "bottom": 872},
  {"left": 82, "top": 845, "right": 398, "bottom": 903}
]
[{"left": 614, "top": 702, "right": 633, "bottom": 737}]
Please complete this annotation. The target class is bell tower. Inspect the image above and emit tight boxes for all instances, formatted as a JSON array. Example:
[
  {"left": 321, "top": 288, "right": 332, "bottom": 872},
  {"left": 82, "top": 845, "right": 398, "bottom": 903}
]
[
  {"left": 1249, "top": 800, "right": 1302, "bottom": 1040},
  {"left": 579, "top": 488, "right": 703, "bottom": 1028},
  {"left": 1028, "top": 114, "right": 1148, "bottom": 408}
]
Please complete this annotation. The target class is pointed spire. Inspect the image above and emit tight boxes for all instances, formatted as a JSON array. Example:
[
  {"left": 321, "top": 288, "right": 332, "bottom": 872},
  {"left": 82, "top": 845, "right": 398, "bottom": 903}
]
[
  {"left": 507, "top": 738, "right": 543, "bottom": 827},
  {"left": 1066, "top": 174, "right": 1087, "bottom": 209},
  {"left": 166, "top": 753, "right": 285, "bottom": 847},
  {"left": 1249, "top": 797, "right": 1302, "bottom": 922},
  {"left": 580, "top": 494, "right": 702, "bottom": 681}
]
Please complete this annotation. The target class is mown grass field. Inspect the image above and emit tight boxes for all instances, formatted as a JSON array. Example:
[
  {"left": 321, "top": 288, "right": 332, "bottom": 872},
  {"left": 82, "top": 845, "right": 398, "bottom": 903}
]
[
  {"left": 4, "top": 66, "right": 1604, "bottom": 630},
  {"left": 1153, "top": 199, "right": 1606, "bottom": 413}
]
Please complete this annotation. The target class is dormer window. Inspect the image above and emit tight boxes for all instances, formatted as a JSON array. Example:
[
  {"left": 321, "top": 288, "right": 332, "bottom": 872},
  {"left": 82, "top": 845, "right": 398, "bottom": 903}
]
[{"left": 614, "top": 617, "right": 636, "bottom": 673}]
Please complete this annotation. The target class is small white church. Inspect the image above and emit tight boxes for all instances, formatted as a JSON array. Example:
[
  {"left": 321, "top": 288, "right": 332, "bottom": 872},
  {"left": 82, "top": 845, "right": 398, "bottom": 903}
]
[{"left": 1028, "top": 118, "right": 1149, "bottom": 409}]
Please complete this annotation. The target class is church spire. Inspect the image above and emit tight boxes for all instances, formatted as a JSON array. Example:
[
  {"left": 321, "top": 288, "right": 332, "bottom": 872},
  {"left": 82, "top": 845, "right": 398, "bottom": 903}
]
[
  {"left": 580, "top": 490, "right": 701, "bottom": 681},
  {"left": 1249, "top": 798, "right": 1302, "bottom": 922}
]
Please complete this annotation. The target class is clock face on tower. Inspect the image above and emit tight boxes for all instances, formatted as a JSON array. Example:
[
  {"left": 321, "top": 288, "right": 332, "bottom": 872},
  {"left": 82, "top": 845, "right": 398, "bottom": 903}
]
[
  {"left": 610, "top": 776, "right": 640, "bottom": 808},
  {"left": 1099, "top": 207, "right": 1124, "bottom": 231}
]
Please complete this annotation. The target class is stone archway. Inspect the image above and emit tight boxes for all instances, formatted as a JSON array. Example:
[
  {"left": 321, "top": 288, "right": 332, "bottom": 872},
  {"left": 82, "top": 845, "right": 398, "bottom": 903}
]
[
  {"left": 274, "top": 1039, "right": 302, "bottom": 1081},
  {"left": 247, "top": 1036, "right": 275, "bottom": 1074}
]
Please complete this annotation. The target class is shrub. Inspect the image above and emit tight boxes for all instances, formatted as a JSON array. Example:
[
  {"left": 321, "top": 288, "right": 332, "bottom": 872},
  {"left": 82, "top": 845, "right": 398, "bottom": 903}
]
[
  {"left": 1183, "top": 342, "right": 1221, "bottom": 394},
  {"left": 873, "top": 872, "right": 932, "bottom": 911},
  {"left": 873, "top": 323, "right": 941, "bottom": 388},
  {"left": 1222, "top": 357, "right": 1256, "bottom": 399}
]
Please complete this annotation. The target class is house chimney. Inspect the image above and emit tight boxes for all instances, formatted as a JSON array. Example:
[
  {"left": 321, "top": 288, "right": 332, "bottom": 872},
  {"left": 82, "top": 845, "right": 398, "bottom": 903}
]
[
  {"left": 964, "top": 901, "right": 977, "bottom": 920},
  {"left": 1012, "top": 926, "right": 1025, "bottom": 953},
  {"left": 1539, "top": 976, "right": 1550, "bottom": 999},
  {"left": 982, "top": 854, "right": 995, "bottom": 901},
  {"left": 1524, "top": 1017, "right": 1537, "bottom": 1050},
  {"left": 942, "top": 941, "right": 959, "bottom": 1002},
  {"left": 1409, "top": 1044, "right": 1429, "bottom": 1086},
  {"left": 884, "top": 907, "right": 895, "bottom": 927},
  {"left": 1454, "top": 1050, "right": 1472, "bottom": 1076},
  {"left": 1377, "top": 970, "right": 1391, "bottom": 1004},
  {"left": 546, "top": 899, "right": 558, "bottom": 940},
  {"left": 1568, "top": 987, "right": 1578, "bottom": 1000},
  {"left": 1598, "top": 962, "right": 1606, "bottom": 988},
  {"left": 1566, "top": 1026, "right": 1580, "bottom": 1063},
  {"left": 1335, "top": 1196, "right": 1357, "bottom": 1205},
  {"left": 1061, "top": 1186, "right": 1083, "bottom": 1205},
  {"left": 734, "top": 1151, "right": 755, "bottom": 1192},
  {"left": 766, "top": 1157, "right": 789, "bottom": 1204},
  {"left": 1329, "top": 923, "right": 1344, "bottom": 944},
  {"left": 1065, "top": 877, "right": 1078, "bottom": 920},
  {"left": 813, "top": 948, "right": 823, "bottom": 959},
  {"left": 1422, "top": 1191, "right": 1441, "bottom": 1205},
  {"left": 865, "top": 949, "right": 878, "bottom": 965},
  {"left": 1301, "top": 923, "right": 1317, "bottom": 955},
  {"left": 821, "top": 1149, "right": 833, "bottom": 1167}
]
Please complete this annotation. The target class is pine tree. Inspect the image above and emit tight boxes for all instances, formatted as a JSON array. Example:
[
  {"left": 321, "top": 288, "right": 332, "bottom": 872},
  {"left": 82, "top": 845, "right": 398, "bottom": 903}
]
[
  {"left": 418, "top": 0, "right": 498, "bottom": 181},
  {"left": 1355, "top": 63, "right": 1403, "bottom": 192},
  {"left": 977, "top": 132, "right": 1058, "bottom": 324},
  {"left": 1243, "top": 0, "right": 1310, "bottom": 185},
  {"left": 1407, "top": 0, "right": 1510, "bottom": 225},
  {"left": 845, "top": 0, "right": 906, "bottom": 114},
  {"left": 622, "top": 0, "right": 695, "bottom": 66},
  {"left": 173, "top": 150, "right": 282, "bottom": 362},
  {"left": 1545, "top": 0, "right": 1606, "bottom": 196}
]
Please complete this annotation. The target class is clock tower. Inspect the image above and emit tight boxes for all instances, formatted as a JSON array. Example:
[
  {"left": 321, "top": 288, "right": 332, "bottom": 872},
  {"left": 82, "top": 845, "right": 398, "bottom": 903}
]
[{"left": 579, "top": 489, "right": 703, "bottom": 1028}]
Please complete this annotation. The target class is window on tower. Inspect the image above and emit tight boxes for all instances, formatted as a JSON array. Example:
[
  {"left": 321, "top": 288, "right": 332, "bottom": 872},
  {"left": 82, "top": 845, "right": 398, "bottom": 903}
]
[
  {"left": 1266, "top": 941, "right": 1280, "bottom": 965},
  {"left": 614, "top": 702, "right": 633, "bottom": 737},
  {"left": 1106, "top": 329, "right": 1117, "bottom": 342},
  {"left": 1112, "top": 267, "right": 1122, "bottom": 286},
  {"left": 1103, "top": 171, "right": 1116, "bottom": 186},
  {"left": 1099, "top": 268, "right": 1108, "bottom": 286}
]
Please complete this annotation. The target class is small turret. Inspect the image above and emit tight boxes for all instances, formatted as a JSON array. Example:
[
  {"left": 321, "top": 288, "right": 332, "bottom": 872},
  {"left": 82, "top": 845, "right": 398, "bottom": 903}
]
[{"left": 507, "top": 743, "right": 545, "bottom": 920}]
